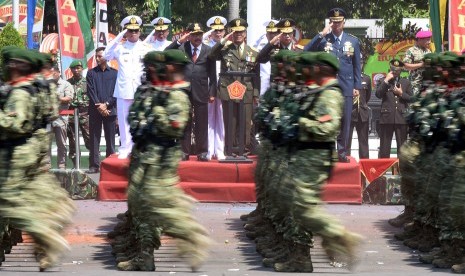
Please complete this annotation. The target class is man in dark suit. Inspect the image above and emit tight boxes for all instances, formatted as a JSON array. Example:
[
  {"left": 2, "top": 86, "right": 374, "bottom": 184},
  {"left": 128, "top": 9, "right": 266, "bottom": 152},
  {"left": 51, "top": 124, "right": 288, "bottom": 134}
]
[
  {"left": 208, "top": 18, "right": 259, "bottom": 157},
  {"left": 166, "top": 23, "right": 217, "bottom": 161},
  {"left": 375, "top": 59, "right": 412, "bottom": 158},
  {"left": 86, "top": 46, "right": 118, "bottom": 173},
  {"left": 348, "top": 72, "right": 371, "bottom": 159},
  {"left": 304, "top": 8, "right": 362, "bottom": 162}
]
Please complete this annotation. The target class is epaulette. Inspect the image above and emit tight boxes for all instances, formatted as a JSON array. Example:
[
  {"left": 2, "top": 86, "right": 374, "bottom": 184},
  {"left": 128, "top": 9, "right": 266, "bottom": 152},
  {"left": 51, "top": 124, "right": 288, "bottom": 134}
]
[
  {"left": 295, "top": 44, "right": 304, "bottom": 50},
  {"left": 224, "top": 40, "right": 233, "bottom": 48},
  {"left": 347, "top": 33, "right": 359, "bottom": 40}
]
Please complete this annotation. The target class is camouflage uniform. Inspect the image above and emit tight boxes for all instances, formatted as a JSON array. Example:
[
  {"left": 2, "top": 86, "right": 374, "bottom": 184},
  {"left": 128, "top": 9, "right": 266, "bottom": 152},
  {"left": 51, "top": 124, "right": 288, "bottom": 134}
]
[
  {"left": 67, "top": 75, "right": 90, "bottom": 166},
  {"left": 0, "top": 47, "right": 75, "bottom": 271},
  {"left": 113, "top": 50, "right": 211, "bottom": 272},
  {"left": 403, "top": 44, "right": 431, "bottom": 95}
]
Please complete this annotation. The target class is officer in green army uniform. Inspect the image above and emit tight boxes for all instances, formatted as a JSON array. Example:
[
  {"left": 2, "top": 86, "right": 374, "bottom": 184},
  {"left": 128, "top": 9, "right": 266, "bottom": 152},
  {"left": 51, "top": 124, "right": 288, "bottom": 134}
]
[
  {"left": 67, "top": 60, "right": 90, "bottom": 168},
  {"left": 0, "top": 47, "right": 75, "bottom": 271},
  {"left": 208, "top": 18, "right": 260, "bottom": 156},
  {"left": 403, "top": 30, "right": 432, "bottom": 96},
  {"left": 112, "top": 49, "right": 211, "bottom": 272}
]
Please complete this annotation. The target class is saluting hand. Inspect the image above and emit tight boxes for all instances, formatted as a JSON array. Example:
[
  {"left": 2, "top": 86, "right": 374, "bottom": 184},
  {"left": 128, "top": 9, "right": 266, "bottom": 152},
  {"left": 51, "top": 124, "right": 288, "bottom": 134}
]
[
  {"left": 320, "top": 22, "right": 332, "bottom": 36},
  {"left": 269, "top": 33, "right": 283, "bottom": 46},
  {"left": 178, "top": 32, "right": 191, "bottom": 44}
]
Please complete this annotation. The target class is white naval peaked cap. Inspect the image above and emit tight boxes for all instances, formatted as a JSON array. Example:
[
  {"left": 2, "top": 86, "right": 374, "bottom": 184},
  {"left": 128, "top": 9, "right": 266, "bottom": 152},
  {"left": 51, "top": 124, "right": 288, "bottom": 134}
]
[
  {"left": 151, "top": 17, "right": 171, "bottom": 30},
  {"left": 263, "top": 19, "right": 279, "bottom": 32},
  {"left": 120, "top": 15, "right": 142, "bottom": 29},
  {"left": 206, "top": 16, "right": 227, "bottom": 30}
]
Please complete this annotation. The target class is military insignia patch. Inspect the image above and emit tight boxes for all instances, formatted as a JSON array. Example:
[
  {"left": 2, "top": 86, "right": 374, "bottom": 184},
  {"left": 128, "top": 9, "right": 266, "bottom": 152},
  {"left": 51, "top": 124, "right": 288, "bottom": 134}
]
[
  {"left": 284, "top": 20, "right": 290, "bottom": 27},
  {"left": 215, "top": 17, "right": 221, "bottom": 25},
  {"left": 227, "top": 80, "right": 247, "bottom": 100},
  {"left": 157, "top": 18, "right": 164, "bottom": 25},
  {"left": 236, "top": 19, "right": 241, "bottom": 27}
]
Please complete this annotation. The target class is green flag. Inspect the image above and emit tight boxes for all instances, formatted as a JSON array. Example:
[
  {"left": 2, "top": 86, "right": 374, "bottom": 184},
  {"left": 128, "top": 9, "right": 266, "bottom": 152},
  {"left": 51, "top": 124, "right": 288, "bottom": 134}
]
[
  {"left": 75, "top": 0, "right": 94, "bottom": 68},
  {"left": 429, "top": 0, "right": 442, "bottom": 53}
]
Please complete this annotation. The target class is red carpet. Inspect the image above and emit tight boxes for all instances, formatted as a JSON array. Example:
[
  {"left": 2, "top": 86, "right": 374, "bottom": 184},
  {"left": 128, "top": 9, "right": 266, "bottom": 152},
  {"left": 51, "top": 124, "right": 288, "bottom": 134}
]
[{"left": 98, "top": 155, "right": 362, "bottom": 203}]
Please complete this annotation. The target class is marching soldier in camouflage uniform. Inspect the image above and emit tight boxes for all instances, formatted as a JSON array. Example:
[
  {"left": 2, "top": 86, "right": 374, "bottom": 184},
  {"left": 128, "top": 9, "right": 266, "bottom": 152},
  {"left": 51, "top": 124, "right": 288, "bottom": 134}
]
[
  {"left": 403, "top": 30, "right": 432, "bottom": 96},
  {"left": 273, "top": 52, "right": 361, "bottom": 272},
  {"left": 112, "top": 50, "right": 211, "bottom": 272},
  {"left": 0, "top": 47, "right": 75, "bottom": 271},
  {"left": 67, "top": 60, "right": 90, "bottom": 168}
]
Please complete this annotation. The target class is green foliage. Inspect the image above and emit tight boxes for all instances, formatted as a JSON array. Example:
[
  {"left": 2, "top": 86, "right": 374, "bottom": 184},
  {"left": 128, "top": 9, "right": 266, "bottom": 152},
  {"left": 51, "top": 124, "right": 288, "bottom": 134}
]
[{"left": 0, "top": 23, "right": 25, "bottom": 66}]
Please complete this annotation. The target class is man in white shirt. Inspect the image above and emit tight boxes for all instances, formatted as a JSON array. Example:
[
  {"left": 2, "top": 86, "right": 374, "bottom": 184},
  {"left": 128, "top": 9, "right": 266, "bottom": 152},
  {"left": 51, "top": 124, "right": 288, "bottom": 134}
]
[
  {"left": 145, "top": 17, "right": 172, "bottom": 51},
  {"left": 204, "top": 16, "right": 227, "bottom": 160},
  {"left": 104, "top": 15, "right": 153, "bottom": 159}
]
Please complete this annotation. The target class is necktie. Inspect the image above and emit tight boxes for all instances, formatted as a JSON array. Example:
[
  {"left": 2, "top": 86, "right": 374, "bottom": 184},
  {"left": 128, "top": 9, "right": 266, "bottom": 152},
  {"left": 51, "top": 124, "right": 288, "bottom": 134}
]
[
  {"left": 335, "top": 37, "right": 340, "bottom": 46},
  {"left": 192, "top": 47, "right": 198, "bottom": 63},
  {"left": 238, "top": 45, "right": 242, "bottom": 58}
]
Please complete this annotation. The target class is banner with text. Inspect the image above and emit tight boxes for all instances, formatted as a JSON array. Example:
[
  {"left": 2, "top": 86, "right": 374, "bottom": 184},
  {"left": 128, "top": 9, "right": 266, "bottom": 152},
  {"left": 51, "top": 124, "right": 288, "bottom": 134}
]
[
  {"left": 449, "top": 0, "right": 465, "bottom": 53},
  {"left": 56, "top": 0, "right": 86, "bottom": 75},
  {"left": 0, "top": 0, "right": 45, "bottom": 47}
]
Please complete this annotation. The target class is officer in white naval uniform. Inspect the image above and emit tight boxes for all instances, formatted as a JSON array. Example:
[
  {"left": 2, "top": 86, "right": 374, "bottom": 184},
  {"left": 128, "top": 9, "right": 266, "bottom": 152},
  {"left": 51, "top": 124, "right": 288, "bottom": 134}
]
[
  {"left": 253, "top": 20, "right": 279, "bottom": 96},
  {"left": 104, "top": 15, "right": 153, "bottom": 159},
  {"left": 204, "top": 16, "right": 227, "bottom": 160},
  {"left": 145, "top": 17, "right": 172, "bottom": 51}
]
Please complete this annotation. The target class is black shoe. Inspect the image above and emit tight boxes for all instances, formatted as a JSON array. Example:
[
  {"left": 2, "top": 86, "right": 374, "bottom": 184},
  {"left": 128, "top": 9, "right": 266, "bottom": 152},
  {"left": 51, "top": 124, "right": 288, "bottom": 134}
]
[
  {"left": 197, "top": 153, "right": 209, "bottom": 162},
  {"left": 182, "top": 153, "right": 189, "bottom": 161},
  {"left": 85, "top": 167, "right": 99, "bottom": 174}
]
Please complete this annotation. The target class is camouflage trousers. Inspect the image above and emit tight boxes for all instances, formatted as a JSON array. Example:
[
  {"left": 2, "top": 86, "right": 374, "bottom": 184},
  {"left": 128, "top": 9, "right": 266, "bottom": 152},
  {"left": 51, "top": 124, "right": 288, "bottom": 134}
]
[
  {"left": 126, "top": 143, "right": 211, "bottom": 267},
  {"left": 441, "top": 151, "right": 465, "bottom": 241},
  {"left": 0, "top": 132, "right": 75, "bottom": 267},
  {"left": 252, "top": 139, "right": 273, "bottom": 215},
  {"left": 413, "top": 147, "right": 434, "bottom": 223},
  {"left": 398, "top": 140, "right": 421, "bottom": 208}
]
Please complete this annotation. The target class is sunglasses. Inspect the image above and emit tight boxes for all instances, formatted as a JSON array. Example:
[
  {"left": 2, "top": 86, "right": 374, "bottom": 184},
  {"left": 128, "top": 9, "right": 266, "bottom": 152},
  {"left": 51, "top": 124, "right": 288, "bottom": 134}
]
[{"left": 127, "top": 29, "right": 140, "bottom": 33}]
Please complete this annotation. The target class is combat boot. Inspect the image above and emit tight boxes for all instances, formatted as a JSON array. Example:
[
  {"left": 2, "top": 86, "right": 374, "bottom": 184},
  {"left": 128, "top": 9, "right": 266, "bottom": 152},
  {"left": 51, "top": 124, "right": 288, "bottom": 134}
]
[
  {"left": 403, "top": 232, "right": 424, "bottom": 249},
  {"left": 322, "top": 230, "right": 362, "bottom": 270},
  {"left": 394, "top": 221, "right": 421, "bottom": 241},
  {"left": 116, "top": 211, "right": 129, "bottom": 220},
  {"left": 417, "top": 226, "right": 440, "bottom": 252},
  {"left": 419, "top": 245, "right": 447, "bottom": 264},
  {"left": 388, "top": 206, "right": 414, "bottom": 228},
  {"left": 262, "top": 250, "right": 290, "bottom": 268},
  {"left": 451, "top": 257, "right": 465, "bottom": 274},
  {"left": 117, "top": 244, "right": 155, "bottom": 271},
  {"left": 240, "top": 208, "right": 261, "bottom": 221},
  {"left": 273, "top": 244, "right": 313, "bottom": 272},
  {"left": 432, "top": 240, "right": 464, "bottom": 269}
]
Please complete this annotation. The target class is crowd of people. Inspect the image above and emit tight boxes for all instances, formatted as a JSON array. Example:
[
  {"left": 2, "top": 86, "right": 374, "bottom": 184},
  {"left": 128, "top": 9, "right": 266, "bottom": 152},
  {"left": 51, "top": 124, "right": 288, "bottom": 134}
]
[{"left": 1, "top": 4, "right": 463, "bottom": 274}]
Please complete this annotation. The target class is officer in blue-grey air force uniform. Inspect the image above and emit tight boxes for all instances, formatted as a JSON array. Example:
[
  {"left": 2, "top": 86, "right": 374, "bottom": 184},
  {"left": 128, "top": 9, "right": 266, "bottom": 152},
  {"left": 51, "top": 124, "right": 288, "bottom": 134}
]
[{"left": 304, "top": 8, "right": 361, "bottom": 163}]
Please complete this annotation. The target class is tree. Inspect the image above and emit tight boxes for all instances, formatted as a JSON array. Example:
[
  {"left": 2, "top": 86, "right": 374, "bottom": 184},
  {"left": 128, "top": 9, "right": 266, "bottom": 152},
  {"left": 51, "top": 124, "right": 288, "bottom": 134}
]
[{"left": 0, "top": 23, "right": 26, "bottom": 65}]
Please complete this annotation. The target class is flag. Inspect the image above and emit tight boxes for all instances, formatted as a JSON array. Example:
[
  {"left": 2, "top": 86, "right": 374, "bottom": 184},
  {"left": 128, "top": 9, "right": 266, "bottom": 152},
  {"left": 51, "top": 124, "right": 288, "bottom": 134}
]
[
  {"left": 26, "top": 0, "right": 36, "bottom": 49},
  {"left": 449, "top": 0, "right": 465, "bottom": 53},
  {"left": 75, "top": 0, "right": 94, "bottom": 68},
  {"left": 96, "top": 0, "right": 108, "bottom": 47},
  {"left": 429, "top": 0, "right": 442, "bottom": 52}
]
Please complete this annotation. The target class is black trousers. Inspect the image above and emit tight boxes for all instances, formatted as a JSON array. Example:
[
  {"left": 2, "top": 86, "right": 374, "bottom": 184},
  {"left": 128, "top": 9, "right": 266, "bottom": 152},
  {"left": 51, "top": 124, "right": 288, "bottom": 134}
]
[
  {"left": 88, "top": 106, "right": 116, "bottom": 169},
  {"left": 378, "top": 124, "right": 408, "bottom": 158},
  {"left": 348, "top": 120, "right": 370, "bottom": 159},
  {"left": 221, "top": 100, "right": 253, "bottom": 156},
  {"left": 181, "top": 101, "right": 208, "bottom": 155}
]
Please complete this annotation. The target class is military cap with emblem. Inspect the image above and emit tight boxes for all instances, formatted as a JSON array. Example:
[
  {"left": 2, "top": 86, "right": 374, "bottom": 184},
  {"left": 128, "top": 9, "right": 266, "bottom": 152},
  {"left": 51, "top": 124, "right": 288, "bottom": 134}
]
[
  {"left": 227, "top": 18, "right": 248, "bottom": 32},
  {"left": 276, "top": 18, "right": 296, "bottom": 34},
  {"left": 120, "top": 15, "right": 142, "bottom": 30},
  {"left": 151, "top": 17, "right": 171, "bottom": 31},
  {"left": 69, "top": 60, "right": 83, "bottom": 68},
  {"left": 207, "top": 16, "right": 227, "bottom": 30},
  {"left": 315, "top": 52, "right": 339, "bottom": 70},
  {"left": 327, "top": 8, "right": 346, "bottom": 22},
  {"left": 186, "top": 22, "right": 204, "bottom": 34},
  {"left": 264, "top": 19, "right": 279, "bottom": 33},
  {"left": 389, "top": 59, "right": 404, "bottom": 70}
]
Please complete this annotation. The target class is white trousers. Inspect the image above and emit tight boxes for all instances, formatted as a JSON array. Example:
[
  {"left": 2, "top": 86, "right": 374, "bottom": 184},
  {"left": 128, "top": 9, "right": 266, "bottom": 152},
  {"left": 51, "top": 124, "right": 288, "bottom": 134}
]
[
  {"left": 117, "top": 98, "right": 134, "bottom": 156},
  {"left": 207, "top": 99, "right": 225, "bottom": 159}
]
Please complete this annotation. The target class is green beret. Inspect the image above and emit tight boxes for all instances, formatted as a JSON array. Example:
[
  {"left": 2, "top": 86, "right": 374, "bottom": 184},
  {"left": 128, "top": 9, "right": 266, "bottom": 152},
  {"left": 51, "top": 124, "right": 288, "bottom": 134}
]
[
  {"left": 315, "top": 52, "right": 339, "bottom": 70},
  {"left": 439, "top": 52, "right": 460, "bottom": 67},
  {"left": 69, "top": 60, "right": 83, "bottom": 68},
  {"left": 1, "top": 46, "right": 19, "bottom": 64},
  {"left": 3, "top": 48, "right": 35, "bottom": 65},
  {"left": 423, "top": 53, "right": 439, "bottom": 66},
  {"left": 297, "top": 52, "right": 317, "bottom": 65},
  {"left": 143, "top": 51, "right": 164, "bottom": 65},
  {"left": 163, "top": 49, "right": 189, "bottom": 65},
  {"left": 271, "top": 50, "right": 298, "bottom": 63}
]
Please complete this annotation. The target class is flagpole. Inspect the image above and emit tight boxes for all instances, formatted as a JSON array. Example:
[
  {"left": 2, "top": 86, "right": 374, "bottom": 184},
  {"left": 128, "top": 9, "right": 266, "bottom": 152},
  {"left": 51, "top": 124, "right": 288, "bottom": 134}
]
[{"left": 12, "top": 0, "right": 19, "bottom": 30}]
